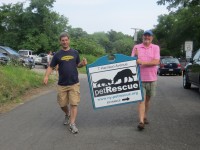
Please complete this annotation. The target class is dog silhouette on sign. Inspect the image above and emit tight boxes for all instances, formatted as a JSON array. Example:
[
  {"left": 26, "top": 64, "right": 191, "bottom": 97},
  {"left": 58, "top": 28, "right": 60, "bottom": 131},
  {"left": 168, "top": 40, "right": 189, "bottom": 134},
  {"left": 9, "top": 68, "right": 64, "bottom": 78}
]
[
  {"left": 113, "top": 69, "right": 136, "bottom": 84},
  {"left": 93, "top": 79, "right": 112, "bottom": 87}
]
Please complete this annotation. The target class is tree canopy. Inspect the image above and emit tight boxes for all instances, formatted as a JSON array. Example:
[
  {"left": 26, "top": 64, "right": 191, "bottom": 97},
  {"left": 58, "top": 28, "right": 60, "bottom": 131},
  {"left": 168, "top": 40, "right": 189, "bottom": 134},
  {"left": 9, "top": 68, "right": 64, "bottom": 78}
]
[
  {"left": 155, "top": 0, "right": 200, "bottom": 57},
  {"left": 0, "top": 0, "right": 134, "bottom": 56},
  {"left": 157, "top": 0, "right": 200, "bottom": 10}
]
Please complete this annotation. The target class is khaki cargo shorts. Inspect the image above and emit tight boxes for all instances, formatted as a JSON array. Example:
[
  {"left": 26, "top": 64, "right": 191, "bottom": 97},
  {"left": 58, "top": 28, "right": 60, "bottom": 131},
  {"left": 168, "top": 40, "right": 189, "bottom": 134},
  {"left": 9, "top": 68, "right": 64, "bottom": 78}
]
[
  {"left": 142, "top": 81, "right": 157, "bottom": 97},
  {"left": 57, "top": 83, "right": 80, "bottom": 107}
]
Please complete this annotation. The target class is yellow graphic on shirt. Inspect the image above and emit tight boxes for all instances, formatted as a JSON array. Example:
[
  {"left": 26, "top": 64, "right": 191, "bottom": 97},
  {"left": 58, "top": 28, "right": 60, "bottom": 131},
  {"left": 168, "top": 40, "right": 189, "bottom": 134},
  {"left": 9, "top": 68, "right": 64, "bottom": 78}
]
[{"left": 61, "top": 55, "right": 74, "bottom": 61}]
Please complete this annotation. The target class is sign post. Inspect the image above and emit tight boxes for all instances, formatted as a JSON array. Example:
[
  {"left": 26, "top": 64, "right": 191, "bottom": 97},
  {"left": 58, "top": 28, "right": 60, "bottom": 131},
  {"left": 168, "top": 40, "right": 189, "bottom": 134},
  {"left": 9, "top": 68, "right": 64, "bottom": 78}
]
[{"left": 86, "top": 54, "right": 143, "bottom": 109}]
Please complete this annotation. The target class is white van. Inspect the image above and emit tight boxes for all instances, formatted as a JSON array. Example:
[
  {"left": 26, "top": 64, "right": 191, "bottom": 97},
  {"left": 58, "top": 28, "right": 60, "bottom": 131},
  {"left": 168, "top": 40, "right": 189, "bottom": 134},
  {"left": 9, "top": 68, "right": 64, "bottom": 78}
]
[{"left": 18, "top": 50, "right": 37, "bottom": 59}]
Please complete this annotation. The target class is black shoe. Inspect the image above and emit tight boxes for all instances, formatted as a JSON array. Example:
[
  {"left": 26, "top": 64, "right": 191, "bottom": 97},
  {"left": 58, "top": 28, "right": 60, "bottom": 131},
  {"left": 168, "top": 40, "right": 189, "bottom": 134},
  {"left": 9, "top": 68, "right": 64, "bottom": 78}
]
[{"left": 137, "top": 122, "right": 145, "bottom": 130}]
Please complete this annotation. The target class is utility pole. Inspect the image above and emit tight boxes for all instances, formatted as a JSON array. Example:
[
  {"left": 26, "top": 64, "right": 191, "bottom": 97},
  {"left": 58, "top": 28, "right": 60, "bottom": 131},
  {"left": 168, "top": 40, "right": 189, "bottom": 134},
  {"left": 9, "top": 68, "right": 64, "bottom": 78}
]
[{"left": 131, "top": 28, "right": 143, "bottom": 42}]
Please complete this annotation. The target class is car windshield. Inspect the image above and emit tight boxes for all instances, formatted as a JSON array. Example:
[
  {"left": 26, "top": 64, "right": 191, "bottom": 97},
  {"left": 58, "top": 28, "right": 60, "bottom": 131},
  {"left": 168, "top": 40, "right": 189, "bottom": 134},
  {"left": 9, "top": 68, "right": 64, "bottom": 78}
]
[
  {"left": 38, "top": 53, "right": 47, "bottom": 57},
  {"left": 18, "top": 51, "right": 28, "bottom": 55},
  {"left": 162, "top": 58, "right": 179, "bottom": 64},
  {"left": 3, "top": 47, "right": 19, "bottom": 55}
]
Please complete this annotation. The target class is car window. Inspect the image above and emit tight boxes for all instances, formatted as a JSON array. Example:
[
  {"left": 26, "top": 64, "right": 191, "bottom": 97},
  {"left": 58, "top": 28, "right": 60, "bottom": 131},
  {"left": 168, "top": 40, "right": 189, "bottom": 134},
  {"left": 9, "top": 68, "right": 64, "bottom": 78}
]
[
  {"left": 193, "top": 50, "right": 200, "bottom": 61},
  {"left": 19, "top": 51, "right": 28, "bottom": 55},
  {"left": 162, "top": 58, "right": 179, "bottom": 64},
  {"left": 3, "top": 47, "right": 19, "bottom": 55}
]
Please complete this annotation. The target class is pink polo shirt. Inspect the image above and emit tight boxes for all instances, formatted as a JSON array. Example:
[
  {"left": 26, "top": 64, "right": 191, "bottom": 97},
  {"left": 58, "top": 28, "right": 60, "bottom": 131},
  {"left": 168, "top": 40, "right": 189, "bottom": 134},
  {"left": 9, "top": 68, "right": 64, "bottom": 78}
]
[{"left": 131, "top": 43, "right": 160, "bottom": 82}]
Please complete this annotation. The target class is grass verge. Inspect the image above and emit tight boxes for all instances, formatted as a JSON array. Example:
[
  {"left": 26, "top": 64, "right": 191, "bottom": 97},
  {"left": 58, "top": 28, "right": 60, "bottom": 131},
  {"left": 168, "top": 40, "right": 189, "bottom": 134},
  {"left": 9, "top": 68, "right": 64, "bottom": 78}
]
[{"left": 0, "top": 65, "right": 55, "bottom": 104}]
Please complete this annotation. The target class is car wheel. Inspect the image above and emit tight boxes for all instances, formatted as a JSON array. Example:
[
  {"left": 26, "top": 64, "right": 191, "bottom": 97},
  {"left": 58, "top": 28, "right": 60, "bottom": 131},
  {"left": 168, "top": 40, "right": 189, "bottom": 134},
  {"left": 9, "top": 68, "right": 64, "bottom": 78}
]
[
  {"left": 179, "top": 72, "right": 182, "bottom": 76},
  {"left": 183, "top": 73, "right": 191, "bottom": 89}
]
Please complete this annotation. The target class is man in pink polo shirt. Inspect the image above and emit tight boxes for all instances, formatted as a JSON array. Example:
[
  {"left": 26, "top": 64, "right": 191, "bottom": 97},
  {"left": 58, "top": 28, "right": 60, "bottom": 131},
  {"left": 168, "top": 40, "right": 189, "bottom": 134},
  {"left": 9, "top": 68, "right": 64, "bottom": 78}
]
[{"left": 131, "top": 30, "right": 160, "bottom": 130}]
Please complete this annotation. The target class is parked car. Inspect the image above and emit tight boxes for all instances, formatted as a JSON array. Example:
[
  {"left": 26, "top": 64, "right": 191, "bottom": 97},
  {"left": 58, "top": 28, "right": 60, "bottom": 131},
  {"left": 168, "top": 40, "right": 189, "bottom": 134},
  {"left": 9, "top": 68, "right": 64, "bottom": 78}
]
[
  {"left": 0, "top": 53, "right": 10, "bottom": 65},
  {"left": 0, "top": 46, "right": 34, "bottom": 69},
  {"left": 183, "top": 49, "right": 200, "bottom": 92},
  {"left": 41, "top": 55, "right": 48, "bottom": 68},
  {"left": 158, "top": 57, "right": 182, "bottom": 76},
  {"left": 34, "top": 53, "right": 47, "bottom": 65}
]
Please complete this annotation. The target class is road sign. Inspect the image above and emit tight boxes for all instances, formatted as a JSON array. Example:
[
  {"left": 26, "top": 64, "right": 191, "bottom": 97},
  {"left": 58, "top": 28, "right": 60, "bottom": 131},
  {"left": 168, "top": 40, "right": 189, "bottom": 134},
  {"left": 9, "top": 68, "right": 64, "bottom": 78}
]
[
  {"left": 86, "top": 54, "right": 143, "bottom": 109},
  {"left": 186, "top": 51, "right": 192, "bottom": 59},
  {"left": 185, "top": 41, "right": 193, "bottom": 51}
]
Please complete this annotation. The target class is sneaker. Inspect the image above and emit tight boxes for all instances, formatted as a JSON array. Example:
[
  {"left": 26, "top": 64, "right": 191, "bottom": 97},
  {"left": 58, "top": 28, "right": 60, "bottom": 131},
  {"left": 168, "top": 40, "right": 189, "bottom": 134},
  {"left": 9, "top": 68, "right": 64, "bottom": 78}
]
[
  {"left": 69, "top": 123, "right": 79, "bottom": 134},
  {"left": 63, "top": 115, "right": 70, "bottom": 125},
  {"left": 137, "top": 122, "right": 145, "bottom": 131}
]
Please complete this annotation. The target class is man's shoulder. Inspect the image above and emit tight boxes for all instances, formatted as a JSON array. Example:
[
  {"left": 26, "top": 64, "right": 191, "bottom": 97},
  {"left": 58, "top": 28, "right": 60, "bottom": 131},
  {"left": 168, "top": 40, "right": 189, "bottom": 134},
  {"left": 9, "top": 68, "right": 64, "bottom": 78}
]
[
  {"left": 70, "top": 48, "right": 79, "bottom": 54},
  {"left": 150, "top": 44, "right": 159, "bottom": 48}
]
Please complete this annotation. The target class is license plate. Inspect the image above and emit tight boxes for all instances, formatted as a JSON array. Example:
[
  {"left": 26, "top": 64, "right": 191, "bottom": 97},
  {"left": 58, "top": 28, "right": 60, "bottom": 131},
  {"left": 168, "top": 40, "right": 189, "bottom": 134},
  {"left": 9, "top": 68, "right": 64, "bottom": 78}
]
[{"left": 169, "top": 69, "right": 173, "bottom": 71}]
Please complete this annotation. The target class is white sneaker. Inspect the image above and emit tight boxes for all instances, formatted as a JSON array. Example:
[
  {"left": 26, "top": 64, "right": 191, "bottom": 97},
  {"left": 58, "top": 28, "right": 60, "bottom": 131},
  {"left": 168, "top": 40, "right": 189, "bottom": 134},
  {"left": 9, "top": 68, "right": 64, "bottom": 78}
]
[{"left": 69, "top": 123, "right": 78, "bottom": 134}]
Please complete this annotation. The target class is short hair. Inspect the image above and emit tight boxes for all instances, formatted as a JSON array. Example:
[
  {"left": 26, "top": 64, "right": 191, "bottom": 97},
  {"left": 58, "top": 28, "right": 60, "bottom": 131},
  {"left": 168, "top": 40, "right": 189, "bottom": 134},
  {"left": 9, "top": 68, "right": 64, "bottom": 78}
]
[{"left": 59, "top": 32, "right": 70, "bottom": 40}]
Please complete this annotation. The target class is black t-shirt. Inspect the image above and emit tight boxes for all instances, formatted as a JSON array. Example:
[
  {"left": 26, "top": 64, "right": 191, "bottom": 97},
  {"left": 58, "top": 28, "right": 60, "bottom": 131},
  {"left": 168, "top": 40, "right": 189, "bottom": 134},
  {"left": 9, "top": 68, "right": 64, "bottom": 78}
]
[{"left": 50, "top": 49, "right": 80, "bottom": 86}]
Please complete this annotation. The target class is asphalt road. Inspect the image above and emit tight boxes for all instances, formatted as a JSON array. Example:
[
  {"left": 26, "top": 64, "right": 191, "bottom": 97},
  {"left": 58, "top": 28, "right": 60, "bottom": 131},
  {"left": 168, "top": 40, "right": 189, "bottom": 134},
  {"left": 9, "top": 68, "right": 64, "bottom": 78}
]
[{"left": 0, "top": 75, "right": 200, "bottom": 150}]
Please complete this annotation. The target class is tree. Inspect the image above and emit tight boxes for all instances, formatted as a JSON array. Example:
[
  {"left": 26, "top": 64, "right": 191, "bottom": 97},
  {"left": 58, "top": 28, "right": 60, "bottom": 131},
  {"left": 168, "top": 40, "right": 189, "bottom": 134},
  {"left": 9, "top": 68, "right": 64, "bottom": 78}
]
[
  {"left": 91, "top": 32, "right": 110, "bottom": 53},
  {"left": 67, "top": 27, "right": 88, "bottom": 39},
  {"left": 0, "top": 0, "right": 69, "bottom": 53},
  {"left": 155, "top": 5, "right": 200, "bottom": 57},
  {"left": 157, "top": 0, "right": 200, "bottom": 10}
]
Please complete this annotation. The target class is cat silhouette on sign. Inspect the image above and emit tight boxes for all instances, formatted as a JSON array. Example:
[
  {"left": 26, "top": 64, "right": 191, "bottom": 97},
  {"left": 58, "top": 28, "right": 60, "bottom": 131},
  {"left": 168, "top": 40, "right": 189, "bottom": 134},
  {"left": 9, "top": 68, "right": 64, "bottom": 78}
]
[
  {"left": 93, "top": 79, "right": 112, "bottom": 87},
  {"left": 113, "top": 69, "right": 136, "bottom": 84}
]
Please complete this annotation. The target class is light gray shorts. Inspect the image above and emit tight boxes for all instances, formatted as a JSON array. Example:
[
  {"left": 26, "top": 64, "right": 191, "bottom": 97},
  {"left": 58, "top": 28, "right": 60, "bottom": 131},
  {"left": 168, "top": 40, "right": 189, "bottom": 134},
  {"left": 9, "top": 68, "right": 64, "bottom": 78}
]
[{"left": 142, "top": 81, "right": 157, "bottom": 97}]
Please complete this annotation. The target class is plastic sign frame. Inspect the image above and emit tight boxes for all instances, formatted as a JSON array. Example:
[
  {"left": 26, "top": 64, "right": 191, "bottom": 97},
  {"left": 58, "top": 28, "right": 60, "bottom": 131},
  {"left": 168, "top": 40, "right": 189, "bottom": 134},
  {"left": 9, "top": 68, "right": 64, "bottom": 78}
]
[{"left": 86, "top": 54, "right": 143, "bottom": 109}]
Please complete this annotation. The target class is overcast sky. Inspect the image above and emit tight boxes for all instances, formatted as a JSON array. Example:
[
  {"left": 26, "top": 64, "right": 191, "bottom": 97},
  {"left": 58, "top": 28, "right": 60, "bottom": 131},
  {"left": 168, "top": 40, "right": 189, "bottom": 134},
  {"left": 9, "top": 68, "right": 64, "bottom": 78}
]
[{"left": 0, "top": 0, "right": 169, "bottom": 35}]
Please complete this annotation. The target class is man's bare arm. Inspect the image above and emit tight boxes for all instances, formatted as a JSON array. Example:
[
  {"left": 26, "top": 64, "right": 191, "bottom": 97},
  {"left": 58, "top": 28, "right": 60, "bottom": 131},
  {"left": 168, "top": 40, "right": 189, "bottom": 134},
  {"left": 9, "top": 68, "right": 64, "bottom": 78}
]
[
  {"left": 137, "top": 59, "right": 160, "bottom": 66},
  {"left": 43, "top": 67, "right": 53, "bottom": 85}
]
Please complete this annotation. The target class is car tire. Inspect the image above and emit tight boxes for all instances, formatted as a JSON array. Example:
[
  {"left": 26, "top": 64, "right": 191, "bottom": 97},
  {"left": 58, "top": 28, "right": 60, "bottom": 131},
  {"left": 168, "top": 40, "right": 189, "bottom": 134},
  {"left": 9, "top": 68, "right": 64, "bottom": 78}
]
[{"left": 183, "top": 73, "right": 191, "bottom": 89}]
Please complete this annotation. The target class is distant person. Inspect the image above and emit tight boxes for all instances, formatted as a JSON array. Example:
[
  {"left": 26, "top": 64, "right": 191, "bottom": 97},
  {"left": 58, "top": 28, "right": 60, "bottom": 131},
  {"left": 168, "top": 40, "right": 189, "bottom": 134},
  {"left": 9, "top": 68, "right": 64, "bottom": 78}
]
[
  {"left": 131, "top": 30, "right": 160, "bottom": 130},
  {"left": 47, "top": 51, "right": 53, "bottom": 66},
  {"left": 43, "top": 32, "right": 87, "bottom": 134}
]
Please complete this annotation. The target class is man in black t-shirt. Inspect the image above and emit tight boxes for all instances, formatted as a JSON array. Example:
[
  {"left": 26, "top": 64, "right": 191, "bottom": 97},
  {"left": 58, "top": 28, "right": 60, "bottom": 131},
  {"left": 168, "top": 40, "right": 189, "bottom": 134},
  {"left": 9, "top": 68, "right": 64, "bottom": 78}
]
[{"left": 44, "top": 32, "right": 87, "bottom": 134}]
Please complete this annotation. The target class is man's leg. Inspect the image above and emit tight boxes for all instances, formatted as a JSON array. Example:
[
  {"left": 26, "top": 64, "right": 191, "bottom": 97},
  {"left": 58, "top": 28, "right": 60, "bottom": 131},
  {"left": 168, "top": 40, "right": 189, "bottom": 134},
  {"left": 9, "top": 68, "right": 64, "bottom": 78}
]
[
  {"left": 137, "top": 84, "right": 146, "bottom": 130},
  {"left": 144, "top": 81, "right": 157, "bottom": 124},
  {"left": 138, "top": 100, "right": 145, "bottom": 123},
  {"left": 57, "top": 85, "right": 70, "bottom": 125},
  {"left": 68, "top": 83, "right": 80, "bottom": 133},
  {"left": 69, "top": 105, "right": 77, "bottom": 124},
  {"left": 144, "top": 96, "right": 150, "bottom": 119},
  {"left": 61, "top": 106, "right": 70, "bottom": 116}
]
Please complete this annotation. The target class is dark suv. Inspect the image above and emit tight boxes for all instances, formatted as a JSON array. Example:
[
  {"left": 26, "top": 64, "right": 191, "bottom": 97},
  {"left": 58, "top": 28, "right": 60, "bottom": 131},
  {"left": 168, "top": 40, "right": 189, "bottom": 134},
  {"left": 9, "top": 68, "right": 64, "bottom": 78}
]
[{"left": 183, "top": 49, "right": 200, "bottom": 92}]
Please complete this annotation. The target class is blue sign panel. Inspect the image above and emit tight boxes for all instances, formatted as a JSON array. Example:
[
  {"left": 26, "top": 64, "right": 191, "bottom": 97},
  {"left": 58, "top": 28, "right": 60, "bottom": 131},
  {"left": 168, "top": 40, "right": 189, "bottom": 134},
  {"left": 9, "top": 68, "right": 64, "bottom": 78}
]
[{"left": 86, "top": 54, "right": 143, "bottom": 109}]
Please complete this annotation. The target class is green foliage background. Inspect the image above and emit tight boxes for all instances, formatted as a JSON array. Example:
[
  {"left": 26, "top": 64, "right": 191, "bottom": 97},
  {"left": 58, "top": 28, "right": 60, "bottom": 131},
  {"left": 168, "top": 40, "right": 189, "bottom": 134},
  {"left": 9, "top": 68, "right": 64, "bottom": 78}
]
[
  {"left": 155, "top": 0, "right": 200, "bottom": 57},
  {"left": 0, "top": 0, "right": 134, "bottom": 56}
]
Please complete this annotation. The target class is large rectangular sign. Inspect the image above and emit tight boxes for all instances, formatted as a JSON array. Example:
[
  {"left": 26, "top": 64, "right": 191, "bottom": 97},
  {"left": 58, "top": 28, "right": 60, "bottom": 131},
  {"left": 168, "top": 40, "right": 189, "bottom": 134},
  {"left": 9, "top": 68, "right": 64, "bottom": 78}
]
[
  {"left": 185, "top": 41, "right": 193, "bottom": 52},
  {"left": 86, "top": 54, "right": 143, "bottom": 109}
]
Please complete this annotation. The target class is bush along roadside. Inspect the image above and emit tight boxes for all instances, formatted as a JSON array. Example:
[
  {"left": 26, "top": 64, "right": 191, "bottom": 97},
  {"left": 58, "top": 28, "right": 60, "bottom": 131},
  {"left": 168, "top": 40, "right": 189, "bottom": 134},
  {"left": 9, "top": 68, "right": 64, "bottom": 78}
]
[{"left": 0, "top": 65, "right": 55, "bottom": 104}]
